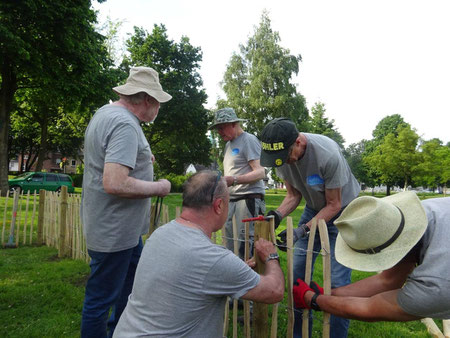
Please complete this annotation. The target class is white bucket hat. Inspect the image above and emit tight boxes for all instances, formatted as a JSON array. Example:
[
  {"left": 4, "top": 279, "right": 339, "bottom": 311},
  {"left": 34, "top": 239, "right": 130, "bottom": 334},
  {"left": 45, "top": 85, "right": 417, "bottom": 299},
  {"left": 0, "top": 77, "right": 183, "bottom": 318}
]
[
  {"left": 334, "top": 191, "right": 427, "bottom": 272},
  {"left": 113, "top": 67, "right": 172, "bottom": 103}
]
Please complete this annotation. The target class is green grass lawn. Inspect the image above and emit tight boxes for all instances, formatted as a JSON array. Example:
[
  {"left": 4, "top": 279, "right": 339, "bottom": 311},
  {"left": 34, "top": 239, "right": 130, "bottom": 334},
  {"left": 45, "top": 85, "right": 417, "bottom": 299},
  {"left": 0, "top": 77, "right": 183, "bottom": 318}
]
[{"left": 0, "top": 190, "right": 445, "bottom": 337}]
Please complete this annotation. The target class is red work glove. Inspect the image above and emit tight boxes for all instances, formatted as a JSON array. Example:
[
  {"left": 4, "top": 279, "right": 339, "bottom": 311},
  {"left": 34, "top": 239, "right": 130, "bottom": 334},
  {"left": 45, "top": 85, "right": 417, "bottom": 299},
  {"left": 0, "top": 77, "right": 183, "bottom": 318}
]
[
  {"left": 310, "top": 281, "right": 324, "bottom": 295},
  {"left": 293, "top": 278, "right": 314, "bottom": 309}
]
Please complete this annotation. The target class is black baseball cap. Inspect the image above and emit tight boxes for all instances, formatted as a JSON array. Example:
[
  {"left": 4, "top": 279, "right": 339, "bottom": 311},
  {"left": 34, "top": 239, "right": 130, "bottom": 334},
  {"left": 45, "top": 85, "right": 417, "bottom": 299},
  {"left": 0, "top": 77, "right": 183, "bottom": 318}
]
[{"left": 260, "top": 118, "right": 299, "bottom": 167}]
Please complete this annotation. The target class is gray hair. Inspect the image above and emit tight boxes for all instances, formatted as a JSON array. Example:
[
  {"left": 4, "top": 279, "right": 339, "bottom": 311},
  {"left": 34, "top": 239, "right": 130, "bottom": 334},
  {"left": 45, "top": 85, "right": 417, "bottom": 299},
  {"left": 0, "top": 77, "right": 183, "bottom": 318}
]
[
  {"left": 182, "top": 170, "right": 227, "bottom": 209},
  {"left": 118, "top": 92, "right": 149, "bottom": 105}
]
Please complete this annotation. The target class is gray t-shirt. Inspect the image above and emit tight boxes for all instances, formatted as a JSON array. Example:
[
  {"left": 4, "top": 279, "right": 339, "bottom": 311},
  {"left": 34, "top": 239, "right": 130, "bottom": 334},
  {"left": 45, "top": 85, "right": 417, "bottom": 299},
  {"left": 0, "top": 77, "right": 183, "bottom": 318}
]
[
  {"left": 397, "top": 197, "right": 450, "bottom": 319},
  {"left": 223, "top": 131, "right": 265, "bottom": 197},
  {"left": 81, "top": 104, "right": 153, "bottom": 252},
  {"left": 276, "top": 133, "right": 360, "bottom": 210},
  {"left": 114, "top": 220, "right": 260, "bottom": 337}
]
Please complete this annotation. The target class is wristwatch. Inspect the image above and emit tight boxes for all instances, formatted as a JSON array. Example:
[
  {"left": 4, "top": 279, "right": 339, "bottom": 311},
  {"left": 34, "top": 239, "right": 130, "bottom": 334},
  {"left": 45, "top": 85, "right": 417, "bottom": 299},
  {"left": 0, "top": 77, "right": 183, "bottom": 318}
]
[
  {"left": 232, "top": 175, "right": 238, "bottom": 186},
  {"left": 265, "top": 252, "right": 280, "bottom": 263},
  {"left": 310, "top": 293, "right": 321, "bottom": 311}
]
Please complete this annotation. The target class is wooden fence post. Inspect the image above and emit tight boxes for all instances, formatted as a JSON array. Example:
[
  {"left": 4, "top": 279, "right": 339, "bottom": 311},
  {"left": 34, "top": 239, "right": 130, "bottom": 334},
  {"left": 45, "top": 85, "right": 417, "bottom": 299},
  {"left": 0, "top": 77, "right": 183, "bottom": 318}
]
[
  {"left": 286, "top": 216, "right": 295, "bottom": 338},
  {"left": 37, "top": 190, "right": 45, "bottom": 245},
  {"left": 243, "top": 221, "right": 251, "bottom": 338},
  {"left": 232, "top": 215, "right": 238, "bottom": 338},
  {"left": 4, "top": 191, "right": 19, "bottom": 248},
  {"left": 58, "top": 186, "right": 68, "bottom": 258},
  {"left": 302, "top": 218, "right": 318, "bottom": 337},
  {"left": 270, "top": 217, "right": 279, "bottom": 338},
  {"left": 253, "top": 219, "right": 270, "bottom": 337},
  {"left": 318, "top": 219, "right": 331, "bottom": 338}
]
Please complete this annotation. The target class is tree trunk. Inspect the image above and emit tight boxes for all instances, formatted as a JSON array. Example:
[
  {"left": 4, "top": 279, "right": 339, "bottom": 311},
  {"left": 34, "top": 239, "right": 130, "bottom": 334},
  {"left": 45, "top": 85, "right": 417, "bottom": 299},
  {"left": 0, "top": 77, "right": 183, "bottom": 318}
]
[
  {"left": 0, "top": 62, "right": 17, "bottom": 195},
  {"left": 386, "top": 185, "right": 391, "bottom": 196},
  {"left": 36, "top": 117, "right": 49, "bottom": 171}
]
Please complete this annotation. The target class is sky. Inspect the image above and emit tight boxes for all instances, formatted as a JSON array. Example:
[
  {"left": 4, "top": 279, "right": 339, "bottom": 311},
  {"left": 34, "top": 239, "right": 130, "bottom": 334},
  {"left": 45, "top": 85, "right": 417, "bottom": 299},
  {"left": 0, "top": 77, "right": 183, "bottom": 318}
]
[{"left": 92, "top": 0, "right": 450, "bottom": 147}]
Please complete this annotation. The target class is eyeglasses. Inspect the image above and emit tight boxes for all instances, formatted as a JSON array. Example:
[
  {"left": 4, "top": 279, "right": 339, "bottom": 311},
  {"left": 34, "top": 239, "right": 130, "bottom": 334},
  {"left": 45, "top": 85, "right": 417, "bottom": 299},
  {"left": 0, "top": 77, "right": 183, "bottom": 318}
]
[{"left": 210, "top": 171, "right": 222, "bottom": 202}]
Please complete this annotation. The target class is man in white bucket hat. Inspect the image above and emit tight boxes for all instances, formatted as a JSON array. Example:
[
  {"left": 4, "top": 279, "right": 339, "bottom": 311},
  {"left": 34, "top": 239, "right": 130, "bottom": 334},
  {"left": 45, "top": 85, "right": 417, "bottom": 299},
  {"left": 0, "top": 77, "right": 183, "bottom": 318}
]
[
  {"left": 81, "top": 67, "right": 172, "bottom": 337},
  {"left": 293, "top": 191, "right": 450, "bottom": 322}
]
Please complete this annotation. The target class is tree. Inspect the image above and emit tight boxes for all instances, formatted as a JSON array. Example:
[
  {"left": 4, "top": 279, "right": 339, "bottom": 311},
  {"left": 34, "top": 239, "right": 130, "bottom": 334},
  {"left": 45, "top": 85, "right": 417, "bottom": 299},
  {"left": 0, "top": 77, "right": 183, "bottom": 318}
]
[
  {"left": 414, "top": 139, "right": 450, "bottom": 194},
  {"left": 0, "top": 0, "right": 114, "bottom": 191},
  {"left": 308, "top": 101, "right": 345, "bottom": 148},
  {"left": 365, "top": 125, "right": 420, "bottom": 194},
  {"left": 413, "top": 138, "right": 442, "bottom": 189},
  {"left": 220, "top": 11, "right": 309, "bottom": 136},
  {"left": 344, "top": 140, "right": 375, "bottom": 189},
  {"left": 124, "top": 25, "right": 211, "bottom": 175}
]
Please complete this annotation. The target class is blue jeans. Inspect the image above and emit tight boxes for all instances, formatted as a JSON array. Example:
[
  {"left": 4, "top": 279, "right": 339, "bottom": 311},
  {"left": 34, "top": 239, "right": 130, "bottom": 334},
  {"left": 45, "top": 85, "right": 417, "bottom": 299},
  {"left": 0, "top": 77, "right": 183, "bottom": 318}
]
[
  {"left": 293, "top": 205, "right": 351, "bottom": 338},
  {"left": 81, "top": 238, "right": 143, "bottom": 338}
]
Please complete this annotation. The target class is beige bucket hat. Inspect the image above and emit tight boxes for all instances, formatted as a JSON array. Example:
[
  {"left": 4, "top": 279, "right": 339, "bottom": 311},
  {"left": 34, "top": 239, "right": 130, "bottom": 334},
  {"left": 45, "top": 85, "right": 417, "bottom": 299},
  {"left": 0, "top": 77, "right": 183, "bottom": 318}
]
[
  {"left": 334, "top": 191, "right": 427, "bottom": 272},
  {"left": 113, "top": 67, "right": 172, "bottom": 103}
]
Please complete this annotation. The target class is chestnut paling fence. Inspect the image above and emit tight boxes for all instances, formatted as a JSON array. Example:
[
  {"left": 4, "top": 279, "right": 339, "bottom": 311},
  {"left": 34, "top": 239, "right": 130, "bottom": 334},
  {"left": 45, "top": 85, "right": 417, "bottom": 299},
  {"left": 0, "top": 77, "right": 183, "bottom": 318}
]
[{"left": 1, "top": 187, "right": 448, "bottom": 337}]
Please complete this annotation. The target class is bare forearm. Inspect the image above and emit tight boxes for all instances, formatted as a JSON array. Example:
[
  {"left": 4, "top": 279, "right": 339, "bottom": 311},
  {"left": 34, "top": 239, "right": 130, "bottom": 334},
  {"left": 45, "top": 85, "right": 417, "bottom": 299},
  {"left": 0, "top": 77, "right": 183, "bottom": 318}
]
[
  {"left": 333, "top": 274, "right": 390, "bottom": 298},
  {"left": 232, "top": 167, "right": 265, "bottom": 185},
  {"left": 105, "top": 177, "right": 168, "bottom": 198},
  {"left": 310, "top": 203, "right": 341, "bottom": 225},
  {"left": 277, "top": 193, "right": 301, "bottom": 218}
]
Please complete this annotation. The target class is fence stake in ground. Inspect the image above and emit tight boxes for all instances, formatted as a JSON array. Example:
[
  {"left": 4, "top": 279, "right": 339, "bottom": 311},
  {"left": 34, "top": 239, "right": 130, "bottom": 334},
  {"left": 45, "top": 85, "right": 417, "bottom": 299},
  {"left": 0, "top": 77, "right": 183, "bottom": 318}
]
[
  {"left": 37, "top": 190, "right": 45, "bottom": 245},
  {"left": 232, "top": 215, "right": 238, "bottom": 338},
  {"left": 243, "top": 221, "right": 251, "bottom": 337},
  {"left": 286, "top": 216, "right": 294, "bottom": 338},
  {"left": 253, "top": 219, "right": 270, "bottom": 337},
  {"left": 4, "top": 190, "right": 19, "bottom": 248},
  {"left": 1, "top": 190, "right": 9, "bottom": 245},
  {"left": 58, "top": 186, "right": 69, "bottom": 258},
  {"left": 302, "top": 217, "right": 318, "bottom": 337},
  {"left": 317, "top": 219, "right": 331, "bottom": 338}
]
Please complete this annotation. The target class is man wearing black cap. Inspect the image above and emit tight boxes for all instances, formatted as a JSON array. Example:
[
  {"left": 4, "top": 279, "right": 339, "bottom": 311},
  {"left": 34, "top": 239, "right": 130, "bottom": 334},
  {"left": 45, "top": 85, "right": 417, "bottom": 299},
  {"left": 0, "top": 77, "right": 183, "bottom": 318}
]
[{"left": 260, "top": 117, "right": 360, "bottom": 338}]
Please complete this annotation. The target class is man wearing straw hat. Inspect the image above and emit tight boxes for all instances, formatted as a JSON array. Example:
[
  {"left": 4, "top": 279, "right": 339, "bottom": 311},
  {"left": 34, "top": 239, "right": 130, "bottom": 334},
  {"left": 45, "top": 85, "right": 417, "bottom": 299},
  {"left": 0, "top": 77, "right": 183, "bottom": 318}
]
[
  {"left": 81, "top": 67, "right": 172, "bottom": 338},
  {"left": 209, "top": 108, "right": 266, "bottom": 259},
  {"left": 260, "top": 117, "right": 360, "bottom": 337},
  {"left": 293, "top": 192, "right": 450, "bottom": 322},
  {"left": 113, "top": 170, "right": 284, "bottom": 337}
]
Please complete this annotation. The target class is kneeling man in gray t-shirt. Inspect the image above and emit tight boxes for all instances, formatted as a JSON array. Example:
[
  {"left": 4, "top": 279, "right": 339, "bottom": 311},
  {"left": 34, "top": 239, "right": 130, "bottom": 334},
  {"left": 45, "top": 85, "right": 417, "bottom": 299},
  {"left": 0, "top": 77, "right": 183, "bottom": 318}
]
[{"left": 113, "top": 170, "right": 284, "bottom": 337}]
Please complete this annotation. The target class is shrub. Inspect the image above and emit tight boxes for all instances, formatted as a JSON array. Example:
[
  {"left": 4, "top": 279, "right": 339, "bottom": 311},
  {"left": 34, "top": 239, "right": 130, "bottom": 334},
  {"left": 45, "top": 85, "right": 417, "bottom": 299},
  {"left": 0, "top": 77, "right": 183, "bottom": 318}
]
[{"left": 164, "top": 173, "right": 191, "bottom": 193}]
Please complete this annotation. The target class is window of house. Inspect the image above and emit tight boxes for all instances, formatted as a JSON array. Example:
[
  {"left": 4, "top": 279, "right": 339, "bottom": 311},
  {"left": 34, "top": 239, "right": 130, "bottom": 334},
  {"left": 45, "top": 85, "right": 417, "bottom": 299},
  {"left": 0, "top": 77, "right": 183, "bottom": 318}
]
[{"left": 71, "top": 159, "right": 76, "bottom": 167}]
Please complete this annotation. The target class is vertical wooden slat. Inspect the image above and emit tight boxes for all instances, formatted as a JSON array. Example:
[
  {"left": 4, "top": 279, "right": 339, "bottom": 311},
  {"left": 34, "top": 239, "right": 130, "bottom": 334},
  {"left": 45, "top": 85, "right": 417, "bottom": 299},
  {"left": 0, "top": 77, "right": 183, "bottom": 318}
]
[
  {"left": 302, "top": 217, "right": 318, "bottom": 337},
  {"left": 286, "top": 216, "right": 294, "bottom": 338},
  {"left": 318, "top": 219, "right": 331, "bottom": 338},
  {"left": 1, "top": 190, "right": 9, "bottom": 245},
  {"left": 421, "top": 318, "right": 444, "bottom": 338},
  {"left": 232, "top": 215, "right": 238, "bottom": 338},
  {"left": 269, "top": 217, "right": 279, "bottom": 338},
  {"left": 243, "top": 221, "right": 251, "bottom": 338},
  {"left": 253, "top": 220, "right": 270, "bottom": 337},
  {"left": 58, "top": 186, "right": 68, "bottom": 257},
  {"left": 37, "top": 190, "right": 45, "bottom": 245},
  {"left": 23, "top": 191, "right": 30, "bottom": 244},
  {"left": 7, "top": 191, "right": 19, "bottom": 248},
  {"left": 443, "top": 319, "right": 450, "bottom": 337},
  {"left": 30, "top": 191, "right": 37, "bottom": 244},
  {"left": 15, "top": 191, "right": 23, "bottom": 247}
]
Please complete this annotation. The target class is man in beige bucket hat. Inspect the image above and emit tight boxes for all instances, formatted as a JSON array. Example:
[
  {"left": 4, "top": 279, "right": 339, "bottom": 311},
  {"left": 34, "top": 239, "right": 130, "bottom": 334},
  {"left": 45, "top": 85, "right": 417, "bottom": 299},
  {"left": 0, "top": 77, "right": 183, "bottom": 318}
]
[
  {"left": 81, "top": 67, "right": 172, "bottom": 337},
  {"left": 293, "top": 191, "right": 450, "bottom": 322}
]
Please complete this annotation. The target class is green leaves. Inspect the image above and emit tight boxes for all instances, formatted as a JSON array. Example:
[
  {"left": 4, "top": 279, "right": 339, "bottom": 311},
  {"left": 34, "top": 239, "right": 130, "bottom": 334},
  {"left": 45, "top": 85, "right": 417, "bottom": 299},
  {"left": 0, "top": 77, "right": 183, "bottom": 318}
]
[{"left": 221, "top": 11, "right": 308, "bottom": 137}]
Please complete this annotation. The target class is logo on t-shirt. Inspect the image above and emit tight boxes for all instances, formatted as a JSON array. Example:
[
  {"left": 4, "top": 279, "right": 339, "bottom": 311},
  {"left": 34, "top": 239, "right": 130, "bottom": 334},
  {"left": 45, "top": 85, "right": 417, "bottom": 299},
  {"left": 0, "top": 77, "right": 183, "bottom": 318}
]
[
  {"left": 307, "top": 174, "right": 324, "bottom": 186},
  {"left": 232, "top": 148, "right": 240, "bottom": 156}
]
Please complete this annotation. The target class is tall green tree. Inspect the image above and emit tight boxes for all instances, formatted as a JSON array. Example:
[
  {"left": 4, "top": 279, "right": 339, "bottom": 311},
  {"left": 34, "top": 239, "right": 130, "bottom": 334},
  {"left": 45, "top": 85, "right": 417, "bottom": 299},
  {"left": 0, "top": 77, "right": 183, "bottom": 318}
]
[
  {"left": 0, "top": 0, "right": 114, "bottom": 191},
  {"left": 308, "top": 101, "right": 345, "bottom": 148},
  {"left": 365, "top": 125, "right": 420, "bottom": 194},
  {"left": 220, "top": 11, "right": 308, "bottom": 136},
  {"left": 344, "top": 140, "right": 375, "bottom": 190},
  {"left": 124, "top": 25, "right": 211, "bottom": 175}
]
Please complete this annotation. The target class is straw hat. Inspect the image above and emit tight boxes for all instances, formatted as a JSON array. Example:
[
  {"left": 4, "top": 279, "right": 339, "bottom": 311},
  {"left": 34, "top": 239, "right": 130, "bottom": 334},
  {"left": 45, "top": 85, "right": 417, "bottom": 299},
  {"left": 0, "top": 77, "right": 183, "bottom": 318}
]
[
  {"left": 113, "top": 67, "right": 172, "bottom": 103},
  {"left": 334, "top": 191, "right": 427, "bottom": 272}
]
